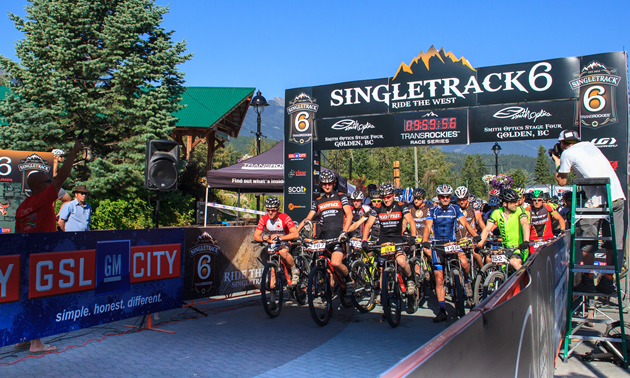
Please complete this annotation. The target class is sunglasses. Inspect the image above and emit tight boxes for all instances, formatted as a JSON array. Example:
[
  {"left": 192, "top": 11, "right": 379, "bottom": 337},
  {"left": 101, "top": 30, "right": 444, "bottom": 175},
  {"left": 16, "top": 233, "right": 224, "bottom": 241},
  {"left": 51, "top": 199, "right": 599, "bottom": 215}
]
[
  {"left": 321, "top": 182, "right": 333, "bottom": 186},
  {"left": 266, "top": 208, "right": 278, "bottom": 212},
  {"left": 438, "top": 195, "right": 451, "bottom": 199},
  {"left": 383, "top": 194, "right": 395, "bottom": 200},
  {"left": 532, "top": 199, "right": 544, "bottom": 202},
  {"left": 371, "top": 199, "right": 382, "bottom": 203}
]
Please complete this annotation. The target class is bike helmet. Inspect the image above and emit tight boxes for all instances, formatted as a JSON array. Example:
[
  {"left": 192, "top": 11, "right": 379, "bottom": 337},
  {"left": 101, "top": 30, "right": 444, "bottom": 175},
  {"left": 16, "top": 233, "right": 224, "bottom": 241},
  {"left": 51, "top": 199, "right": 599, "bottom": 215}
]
[
  {"left": 380, "top": 183, "right": 395, "bottom": 196},
  {"left": 451, "top": 195, "right": 458, "bottom": 204},
  {"left": 403, "top": 187, "right": 413, "bottom": 203},
  {"left": 320, "top": 170, "right": 335, "bottom": 184},
  {"left": 367, "top": 183, "right": 377, "bottom": 192},
  {"left": 468, "top": 194, "right": 477, "bottom": 203},
  {"left": 488, "top": 196, "right": 501, "bottom": 207},
  {"left": 432, "top": 196, "right": 438, "bottom": 203},
  {"left": 531, "top": 190, "right": 545, "bottom": 199},
  {"left": 349, "top": 191, "right": 364, "bottom": 200},
  {"left": 514, "top": 188, "right": 524, "bottom": 198},
  {"left": 543, "top": 192, "right": 550, "bottom": 200},
  {"left": 454, "top": 186, "right": 469, "bottom": 199},
  {"left": 413, "top": 188, "right": 426, "bottom": 200},
  {"left": 436, "top": 184, "right": 453, "bottom": 195},
  {"left": 369, "top": 190, "right": 381, "bottom": 200},
  {"left": 489, "top": 188, "right": 500, "bottom": 197},
  {"left": 472, "top": 200, "right": 481, "bottom": 210},
  {"left": 500, "top": 189, "right": 519, "bottom": 203},
  {"left": 264, "top": 196, "right": 280, "bottom": 208},
  {"left": 562, "top": 190, "right": 573, "bottom": 202}
]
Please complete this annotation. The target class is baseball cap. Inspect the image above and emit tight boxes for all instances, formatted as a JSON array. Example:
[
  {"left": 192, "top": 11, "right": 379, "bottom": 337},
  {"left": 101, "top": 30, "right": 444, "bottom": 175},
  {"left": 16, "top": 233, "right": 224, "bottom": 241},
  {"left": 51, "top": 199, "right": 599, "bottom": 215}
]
[{"left": 558, "top": 130, "right": 580, "bottom": 142}]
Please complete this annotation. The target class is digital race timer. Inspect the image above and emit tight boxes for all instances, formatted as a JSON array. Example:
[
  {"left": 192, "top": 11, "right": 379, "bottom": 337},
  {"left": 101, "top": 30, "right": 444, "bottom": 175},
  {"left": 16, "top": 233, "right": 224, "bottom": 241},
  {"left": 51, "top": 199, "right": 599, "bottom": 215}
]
[{"left": 403, "top": 117, "right": 457, "bottom": 131}]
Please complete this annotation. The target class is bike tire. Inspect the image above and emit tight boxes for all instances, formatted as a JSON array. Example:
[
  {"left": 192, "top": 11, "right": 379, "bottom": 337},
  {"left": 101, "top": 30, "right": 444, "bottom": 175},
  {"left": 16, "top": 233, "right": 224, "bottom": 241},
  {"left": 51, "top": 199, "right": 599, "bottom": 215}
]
[
  {"left": 293, "top": 255, "right": 309, "bottom": 306},
  {"left": 452, "top": 269, "right": 465, "bottom": 318},
  {"left": 484, "top": 271, "right": 506, "bottom": 297},
  {"left": 350, "top": 259, "right": 376, "bottom": 313},
  {"left": 382, "top": 267, "right": 402, "bottom": 328},
  {"left": 307, "top": 266, "right": 332, "bottom": 326},
  {"left": 339, "top": 285, "right": 353, "bottom": 308},
  {"left": 261, "top": 262, "right": 283, "bottom": 318},
  {"left": 406, "top": 259, "right": 422, "bottom": 314}
]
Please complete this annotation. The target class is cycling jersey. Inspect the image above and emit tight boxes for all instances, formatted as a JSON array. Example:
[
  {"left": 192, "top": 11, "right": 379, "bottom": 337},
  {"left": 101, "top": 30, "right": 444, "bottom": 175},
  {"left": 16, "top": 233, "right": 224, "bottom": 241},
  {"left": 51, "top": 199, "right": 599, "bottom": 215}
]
[
  {"left": 370, "top": 201, "right": 409, "bottom": 244},
  {"left": 525, "top": 204, "right": 556, "bottom": 240},
  {"left": 456, "top": 202, "right": 479, "bottom": 240},
  {"left": 256, "top": 213, "right": 296, "bottom": 236},
  {"left": 488, "top": 206, "right": 527, "bottom": 249},
  {"left": 349, "top": 204, "right": 371, "bottom": 238},
  {"left": 312, "top": 192, "right": 349, "bottom": 239},
  {"left": 407, "top": 203, "right": 430, "bottom": 240},
  {"left": 427, "top": 204, "right": 464, "bottom": 242}
]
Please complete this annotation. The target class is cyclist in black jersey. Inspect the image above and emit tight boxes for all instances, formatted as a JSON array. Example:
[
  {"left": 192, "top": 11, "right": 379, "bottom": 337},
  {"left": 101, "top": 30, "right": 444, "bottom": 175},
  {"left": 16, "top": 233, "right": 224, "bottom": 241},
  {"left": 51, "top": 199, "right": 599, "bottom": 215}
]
[
  {"left": 298, "top": 170, "right": 353, "bottom": 288},
  {"left": 361, "top": 183, "right": 417, "bottom": 295},
  {"left": 347, "top": 191, "right": 372, "bottom": 239}
]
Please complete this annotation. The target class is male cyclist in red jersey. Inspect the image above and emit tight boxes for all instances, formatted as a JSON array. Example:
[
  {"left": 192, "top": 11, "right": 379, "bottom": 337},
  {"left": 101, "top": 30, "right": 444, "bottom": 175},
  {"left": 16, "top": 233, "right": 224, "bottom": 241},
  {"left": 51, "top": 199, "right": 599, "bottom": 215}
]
[
  {"left": 361, "top": 183, "right": 417, "bottom": 295},
  {"left": 254, "top": 196, "right": 300, "bottom": 285},
  {"left": 525, "top": 190, "right": 565, "bottom": 241},
  {"left": 298, "top": 170, "right": 354, "bottom": 289}
]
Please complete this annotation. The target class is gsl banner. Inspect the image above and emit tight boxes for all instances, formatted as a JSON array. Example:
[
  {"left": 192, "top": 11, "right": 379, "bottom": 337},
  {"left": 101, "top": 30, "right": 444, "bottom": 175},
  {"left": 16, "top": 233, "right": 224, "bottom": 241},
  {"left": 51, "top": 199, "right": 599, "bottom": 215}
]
[{"left": 0, "top": 228, "right": 184, "bottom": 347}]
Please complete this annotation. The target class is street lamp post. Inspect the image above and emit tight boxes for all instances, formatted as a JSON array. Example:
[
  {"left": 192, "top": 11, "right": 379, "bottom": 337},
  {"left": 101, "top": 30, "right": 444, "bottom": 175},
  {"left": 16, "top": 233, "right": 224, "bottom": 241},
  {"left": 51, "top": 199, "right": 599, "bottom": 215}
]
[
  {"left": 491, "top": 142, "right": 502, "bottom": 177},
  {"left": 250, "top": 91, "right": 269, "bottom": 155},
  {"left": 250, "top": 91, "right": 269, "bottom": 222}
]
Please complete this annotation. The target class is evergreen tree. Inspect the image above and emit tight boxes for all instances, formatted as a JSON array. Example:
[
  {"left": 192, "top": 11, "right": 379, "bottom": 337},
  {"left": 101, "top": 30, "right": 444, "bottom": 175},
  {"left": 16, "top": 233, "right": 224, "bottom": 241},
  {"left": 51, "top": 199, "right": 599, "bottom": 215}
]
[
  {"left": 0, "top": 0, "right": 192, "bottom": 197},
  {"left": 534, "top": 145, "right": 553, "bottom": 184},
  {"left": 460, "top": 154, "right": 477, "bottom": 192},
  {"left": 508, "top": 168, "right": 528, "bottom": 188}
]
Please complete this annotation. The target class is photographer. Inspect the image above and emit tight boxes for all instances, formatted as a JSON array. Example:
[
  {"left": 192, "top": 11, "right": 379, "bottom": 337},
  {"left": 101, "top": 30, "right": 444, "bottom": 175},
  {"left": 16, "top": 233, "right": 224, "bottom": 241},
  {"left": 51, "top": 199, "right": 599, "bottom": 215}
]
[{"left": 551, "top": 130, "right": 626, "bottom": 294}]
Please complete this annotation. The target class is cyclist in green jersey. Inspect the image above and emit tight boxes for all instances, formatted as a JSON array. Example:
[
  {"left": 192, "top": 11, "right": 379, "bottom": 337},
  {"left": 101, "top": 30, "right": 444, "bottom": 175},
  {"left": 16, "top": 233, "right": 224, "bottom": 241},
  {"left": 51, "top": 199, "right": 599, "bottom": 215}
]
[{"left": 476, "top": 189, "right": 531, "bottom": 271}]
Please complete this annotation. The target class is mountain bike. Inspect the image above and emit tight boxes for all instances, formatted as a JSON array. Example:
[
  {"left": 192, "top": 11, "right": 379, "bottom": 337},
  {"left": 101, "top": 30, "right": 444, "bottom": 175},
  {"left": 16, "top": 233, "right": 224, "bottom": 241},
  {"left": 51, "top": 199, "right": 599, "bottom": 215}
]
[
  {"left": 374, "top": 241, "right": 416, "bottom": 328},
  {"left": 254, "top": 240, "right": 300, "bottom": 318},
  {"left": 347, "top": 237, "right": 379, "bottom": 313},
  {"left": 482, "top": 247, "right": 517, "bottom": 298},
  {"left": 432, "top": 242, "right": 467, "bottom": 318}
]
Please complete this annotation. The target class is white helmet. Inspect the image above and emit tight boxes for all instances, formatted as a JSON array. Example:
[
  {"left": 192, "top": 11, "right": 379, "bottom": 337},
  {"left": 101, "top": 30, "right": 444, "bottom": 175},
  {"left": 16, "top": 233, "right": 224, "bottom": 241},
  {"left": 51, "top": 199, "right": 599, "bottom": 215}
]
[
  {"left": 436, "top": 184, "right": 453, "bottom": 196},
  {"left": 454, "top": 186, "right": 469, "bottom": 199}
]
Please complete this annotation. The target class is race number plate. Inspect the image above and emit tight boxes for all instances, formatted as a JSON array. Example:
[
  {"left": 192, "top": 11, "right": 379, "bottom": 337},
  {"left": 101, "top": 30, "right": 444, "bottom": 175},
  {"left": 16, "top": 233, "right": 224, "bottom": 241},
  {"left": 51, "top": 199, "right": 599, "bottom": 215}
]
[
  {"left": 351, "top": 239, "right": 363, "bottom": 249},
  {"left": 306, "top": 241, "right": 326, "bottom": 252},
  {"left": 491, "top": 254, "right": 508, "bottom": 264},
  {"left": 444, "top": 244, "right": 462, "bottom": 253},
  {"left": 381, "top": 245, "right": 396, "bottom": 256}
]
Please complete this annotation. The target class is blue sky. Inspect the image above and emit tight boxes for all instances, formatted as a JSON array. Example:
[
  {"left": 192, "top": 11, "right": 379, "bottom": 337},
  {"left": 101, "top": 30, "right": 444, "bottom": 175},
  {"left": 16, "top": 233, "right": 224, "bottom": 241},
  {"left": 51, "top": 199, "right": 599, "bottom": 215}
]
[{"left": 0, "top": 0, "right": 628, "bottom": 101}]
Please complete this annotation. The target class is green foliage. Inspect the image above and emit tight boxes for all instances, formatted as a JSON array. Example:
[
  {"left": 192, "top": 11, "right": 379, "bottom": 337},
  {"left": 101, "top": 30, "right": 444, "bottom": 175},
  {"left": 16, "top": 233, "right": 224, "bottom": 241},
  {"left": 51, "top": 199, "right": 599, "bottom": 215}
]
[
  {"left": 0, "top": 0, "right": 192, "bottom": 199},
  {"left": 508, "top": 168, "right": 528, "bottom": 188},
  {"left": 534, "top": 145, "right": 554, "bottom": 184},
  {"left": 91, "top": 197, "right": 153, "bottom": 230}
]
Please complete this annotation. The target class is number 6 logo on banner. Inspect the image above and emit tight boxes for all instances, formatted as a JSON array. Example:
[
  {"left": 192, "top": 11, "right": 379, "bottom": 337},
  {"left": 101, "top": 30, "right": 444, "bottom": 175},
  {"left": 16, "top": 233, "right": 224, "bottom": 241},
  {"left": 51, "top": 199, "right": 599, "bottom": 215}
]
[
  {"left": 198, "top": 254, "right": 211, "bottom": 280},
  {"left": 295, "top": 111, "right": 310, "bottom": 132},
  {"left": 0, "top": 157, "right": 11, "bottom": 176},
  {"left": 583, "top": 85, "right": 606, "bottom": 112}
]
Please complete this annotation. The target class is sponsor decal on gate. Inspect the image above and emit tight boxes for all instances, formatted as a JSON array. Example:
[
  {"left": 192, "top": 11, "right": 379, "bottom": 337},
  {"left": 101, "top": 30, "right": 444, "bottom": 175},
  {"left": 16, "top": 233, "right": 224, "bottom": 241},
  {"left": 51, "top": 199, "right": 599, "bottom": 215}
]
[
  {"left": 570, "top": 60, "right": 621, "bottom": 128},
  {"left": 287, "top": 93, "right": 319, "bottom": 145},
  {"left": 590, "top": 137, "right": 618, "bottom": 148}
]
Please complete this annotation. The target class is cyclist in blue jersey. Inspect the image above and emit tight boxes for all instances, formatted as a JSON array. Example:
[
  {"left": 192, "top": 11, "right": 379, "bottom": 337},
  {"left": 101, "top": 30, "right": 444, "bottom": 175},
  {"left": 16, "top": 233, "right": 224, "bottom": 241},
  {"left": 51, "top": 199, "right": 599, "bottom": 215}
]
[{"left": 422, "top": 184, "right": 478, "bottom": 322}]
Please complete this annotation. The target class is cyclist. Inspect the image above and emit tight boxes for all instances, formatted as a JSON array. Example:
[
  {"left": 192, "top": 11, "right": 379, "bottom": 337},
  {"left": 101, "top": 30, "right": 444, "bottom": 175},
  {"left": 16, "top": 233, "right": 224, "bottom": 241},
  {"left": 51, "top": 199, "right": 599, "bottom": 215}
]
[
  {"left": 422, "top": 184, "right": 478, "bottom": 322},
  {"left": 297, "top": 170, "right": 353, "bottom": 289},
  {"left": 454, "top": 186, "right": 485, "bottom": 280},
  {"left": 483, "top": 196, "right": 501, "bottom": 223},
  {"left": 403, "top": 188, "right": 431, "bottom": 243},
  {"left": 361, "top": 183, "right": 417, "bottom": 295},
  {"left": 477, "top": 189, "right": 531, "bottom": 271},
  {"left": 347, "top": 191, "right": 372, "bottom": 239},
  {"left": 254, "top": 196, "right": 300, "bottom": 290},
  {"left": 525, "top": 190, "right": 565, "bottom": 241}
]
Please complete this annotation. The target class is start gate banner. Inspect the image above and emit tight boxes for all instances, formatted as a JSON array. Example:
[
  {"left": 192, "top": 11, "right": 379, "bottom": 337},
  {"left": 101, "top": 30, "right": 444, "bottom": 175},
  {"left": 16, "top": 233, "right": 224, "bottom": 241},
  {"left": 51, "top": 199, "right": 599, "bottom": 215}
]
[{"left": 0, "top": 228, "right": 184, "bottom": 347}]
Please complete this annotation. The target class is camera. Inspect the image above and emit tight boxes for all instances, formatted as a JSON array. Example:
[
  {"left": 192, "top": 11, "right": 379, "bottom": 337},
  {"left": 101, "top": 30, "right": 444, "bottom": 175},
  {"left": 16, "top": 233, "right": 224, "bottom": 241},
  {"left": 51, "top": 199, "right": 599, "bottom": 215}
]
[{"left": 548, "top": 142, "right": 562, "bottom": 158}]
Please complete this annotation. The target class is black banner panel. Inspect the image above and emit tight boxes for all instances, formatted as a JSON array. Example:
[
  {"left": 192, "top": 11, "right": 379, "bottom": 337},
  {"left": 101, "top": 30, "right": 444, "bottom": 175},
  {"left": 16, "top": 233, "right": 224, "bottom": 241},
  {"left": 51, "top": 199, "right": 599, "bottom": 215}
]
[
  {"left": 394, "top": 108, "right": 468, "bottom": 146},
  {"left": 314, "top": 114, "right": 396, "bottom": 150},
  {"left": 469, "top": 100, "right": 577, "bottom": 143},
  {"left": 311, "top": 78, "right": 390, "bottom": 119},
  {"left": 477, "top": 57, "right": 580, "bottom": 105}
]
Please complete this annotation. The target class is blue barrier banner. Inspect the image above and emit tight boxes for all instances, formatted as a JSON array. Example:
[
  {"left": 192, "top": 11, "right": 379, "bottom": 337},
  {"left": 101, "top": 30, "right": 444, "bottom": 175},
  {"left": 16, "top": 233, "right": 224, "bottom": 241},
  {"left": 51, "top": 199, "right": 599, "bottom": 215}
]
[{"left": 0, "top": 228, "right": 184, "bottom": 347}]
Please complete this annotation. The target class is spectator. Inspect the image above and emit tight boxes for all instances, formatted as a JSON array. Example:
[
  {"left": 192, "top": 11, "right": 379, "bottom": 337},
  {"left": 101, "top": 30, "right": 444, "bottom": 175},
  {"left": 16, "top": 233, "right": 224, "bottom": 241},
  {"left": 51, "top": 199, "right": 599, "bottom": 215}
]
[
  {"left": 58, "top": 185, "right": 92, "bottom": 231},
  {"left": 14, "top": 138, "right": 83, "bottom": 353}
]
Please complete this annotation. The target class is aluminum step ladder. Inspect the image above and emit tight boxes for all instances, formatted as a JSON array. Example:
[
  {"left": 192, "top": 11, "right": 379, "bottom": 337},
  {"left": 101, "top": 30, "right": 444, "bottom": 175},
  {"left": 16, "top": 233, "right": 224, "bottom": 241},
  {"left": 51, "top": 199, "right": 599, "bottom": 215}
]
[{"left": 563, "top": 177, "right": 627, "bottom": 368}]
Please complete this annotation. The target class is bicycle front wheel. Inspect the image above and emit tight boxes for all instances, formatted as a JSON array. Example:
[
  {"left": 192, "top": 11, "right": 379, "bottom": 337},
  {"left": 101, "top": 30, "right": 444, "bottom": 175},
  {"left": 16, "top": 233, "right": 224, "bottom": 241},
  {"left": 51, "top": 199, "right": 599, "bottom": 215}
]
[
  {"left": 307, "top": 266, "right": 332, "bottom": 326},
  {"left": 484, "top": 271, "right": 506, "bottom": 297},
  {"left": 350, "top": 259, "right": 376, "bottom": 313},
  {"left": 293, "top": 255, "right": 309, "bottom": 306},
  {"left": 261, "top": 262, "right": 283, "bottom": 318},
  {"left": 382, "top": 267, "right": 402, "bottom": 328},
  {"left": 452, "top": 269, "right": 465, "bottom": 318}
]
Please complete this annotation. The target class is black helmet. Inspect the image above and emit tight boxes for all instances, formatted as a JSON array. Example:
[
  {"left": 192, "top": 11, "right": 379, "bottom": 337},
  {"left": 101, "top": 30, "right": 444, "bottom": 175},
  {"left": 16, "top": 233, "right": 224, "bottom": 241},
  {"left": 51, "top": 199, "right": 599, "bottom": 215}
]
[
  {"left": 320, "top": 170, "right": 335, "bottom": 184},
  {"left": 264, "top": 196, "right": 280, "bottom": 208},
  {"left": 562, "top": 191, "right": 573, "bottom": 201},
  {"left": 369, "top": 190, "right": 381, "bottom": 200},
  {"left": 413, "top": 188, "right": 426, "bottom": 199},
  {"left": 367, "top": 183, "right": 377, "bottom": 192},
  {"left": 380, "top": 183, "right": 395, "bottom": 196},
  {"left": 531, "top": 190, "right": 545, "bottom": 199},
  {"left": 500, "top": 189, "right": 519, "bottom": 203}
]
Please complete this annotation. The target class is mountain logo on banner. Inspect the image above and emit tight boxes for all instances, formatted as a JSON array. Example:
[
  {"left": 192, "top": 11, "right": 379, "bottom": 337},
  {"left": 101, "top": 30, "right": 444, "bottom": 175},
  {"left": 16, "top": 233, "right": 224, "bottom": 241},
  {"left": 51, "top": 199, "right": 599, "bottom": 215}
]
[
  {"left": 570, "top": 60, "right": 620, "bottom": 128},
  {"left": 18, "top": 154, "right": 51, "bottom": 173},
  {"left": 287, "top": 93, "right": 319, "bottom": 145},
  {"left": 392, "top": 46, "right": 475, "bottom": 81}
]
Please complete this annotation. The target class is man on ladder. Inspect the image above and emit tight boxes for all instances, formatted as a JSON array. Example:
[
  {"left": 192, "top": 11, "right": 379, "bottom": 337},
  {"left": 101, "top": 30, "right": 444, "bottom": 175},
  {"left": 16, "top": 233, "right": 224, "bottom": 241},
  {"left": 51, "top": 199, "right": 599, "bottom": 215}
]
[
  {"left": 552, "top": 129, "right": 627, "bottom": 366},
  {"left": 552, "top": 130, "right": 626, "bottom": 294}
]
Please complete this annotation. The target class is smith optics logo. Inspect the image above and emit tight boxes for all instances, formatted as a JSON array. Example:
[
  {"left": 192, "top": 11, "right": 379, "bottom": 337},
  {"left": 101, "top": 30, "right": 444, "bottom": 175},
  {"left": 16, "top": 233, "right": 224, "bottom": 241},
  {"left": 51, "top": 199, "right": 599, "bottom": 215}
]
[
  {"left": 591, "top": 137, "right": 618, "bottom": 148},
  {"left": 287, "top": 186, "right": 307, "bottom": 194},
  {"left": 287, "top": 93, "right": 319, "bottom": 145},
  {"left": 331, "top": 119, "right": 376, "bottom": 133},
  {"left": 493, "top": 106, "right": 552, "bottom": 122},
  {"left": 570, "top": 61, "right": 620, "bottom": 128},
  {"left": 288, "top": 170, "right": 307, "bottom": 178},
  {"left": 288, "top": 152, "right": 307, "bottom": 160}
]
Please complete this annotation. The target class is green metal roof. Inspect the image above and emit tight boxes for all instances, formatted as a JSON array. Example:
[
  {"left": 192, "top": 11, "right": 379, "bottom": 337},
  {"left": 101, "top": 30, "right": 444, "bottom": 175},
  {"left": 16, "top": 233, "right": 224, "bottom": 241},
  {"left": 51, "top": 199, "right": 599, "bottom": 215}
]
[{"left": 174, "top": 86, "right": 255, "bottom": 129}]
